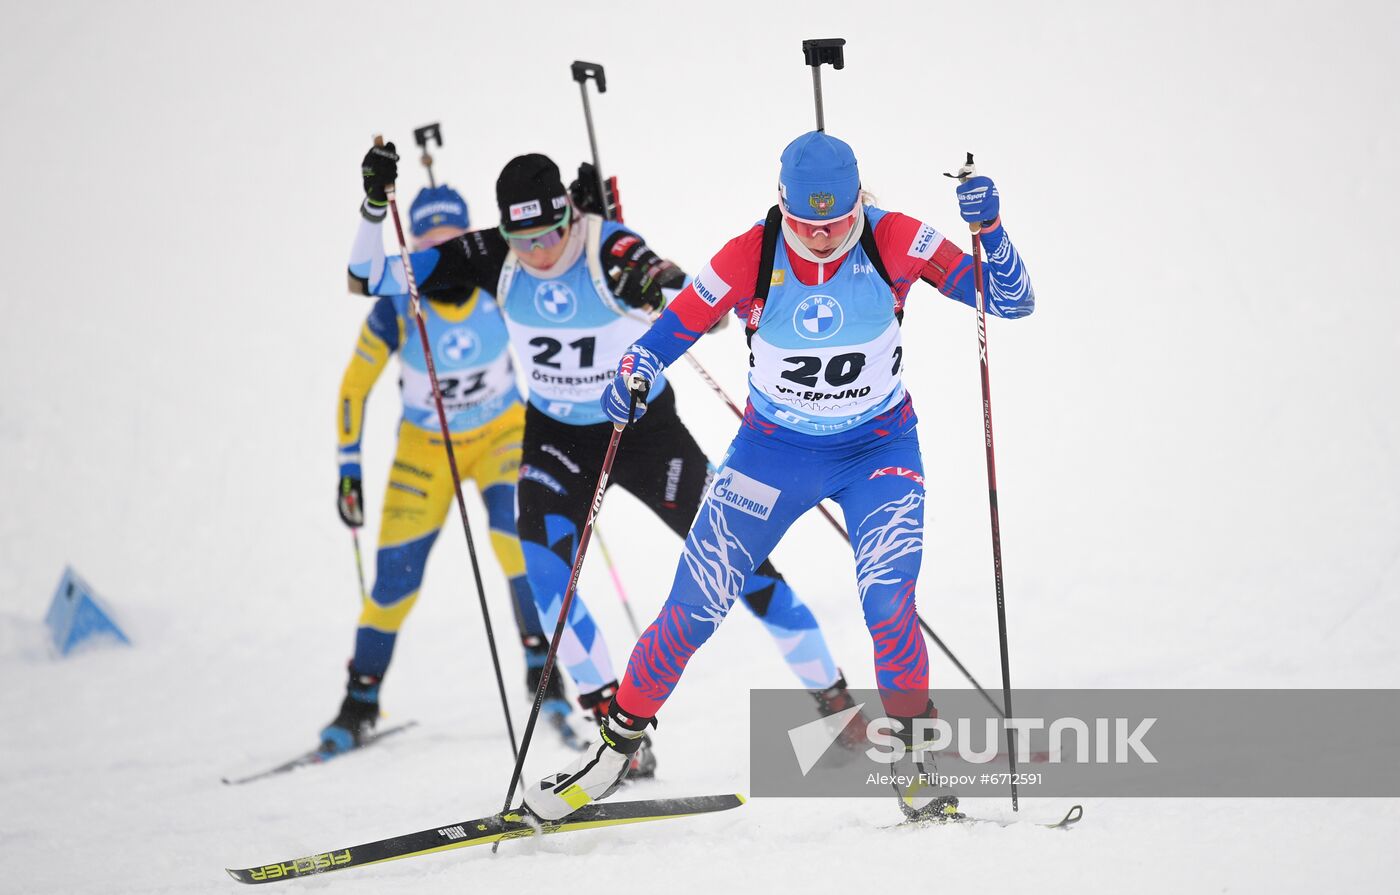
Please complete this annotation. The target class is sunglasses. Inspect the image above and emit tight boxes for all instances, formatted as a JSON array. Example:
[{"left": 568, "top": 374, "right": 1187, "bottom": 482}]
[
  {"left": 783, "top": 206, "right": 859, "bottom": 240},
  {"left": 499, "top": 206, "right": 572, "bottom": 253}
]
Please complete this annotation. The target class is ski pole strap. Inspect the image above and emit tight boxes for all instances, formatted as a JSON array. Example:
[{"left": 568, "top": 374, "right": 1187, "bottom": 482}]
[
  {"left": 606, "top": 174, "right": 624, "bottom": 224},
  {"left": 745, "top": 205, "right": 785, "bottom": 347}
]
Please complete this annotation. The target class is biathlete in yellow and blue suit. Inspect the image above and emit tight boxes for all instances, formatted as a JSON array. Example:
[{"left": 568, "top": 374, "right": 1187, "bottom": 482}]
[{"left": 321, "top": 184, "right": 578, "bottom": 753}]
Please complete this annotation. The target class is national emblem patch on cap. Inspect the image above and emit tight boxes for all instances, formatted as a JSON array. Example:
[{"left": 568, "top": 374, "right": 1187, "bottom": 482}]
[{"left": 808, "top": 192, "right": 837, "bottom": 217}]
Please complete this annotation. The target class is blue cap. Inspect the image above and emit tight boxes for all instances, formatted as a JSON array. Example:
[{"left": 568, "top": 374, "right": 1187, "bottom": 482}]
[
  {"left": 409, "top": 185, "right": 470, "bottom": 236},
  {"left": 779, "top": 131, "right": 860, "bottom": 219}
]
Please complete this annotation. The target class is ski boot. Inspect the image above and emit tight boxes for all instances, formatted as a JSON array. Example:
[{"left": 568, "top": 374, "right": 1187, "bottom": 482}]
[
  {"left": 889, "top": 700, "right": 963, "bottom": 822},
  {"left": 524, "top": 698, "right": 655, "bottom": 821},
  {"left": 525, "top": 642, "right": 586, "bottom": 751},
  {"left": 581, "top": 683, "right": 656, "bottom": 780},
  {"left": 319, "top": 668, "right": 380, "bottom": 755},
  {"left": 811, "top": 671, "right": 872, "bottom": 751}
]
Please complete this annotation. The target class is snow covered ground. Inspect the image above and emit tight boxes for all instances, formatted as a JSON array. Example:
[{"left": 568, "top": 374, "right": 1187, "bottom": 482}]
[{"left": 2, "top": 1, "right": 1398, "bottom": 892}]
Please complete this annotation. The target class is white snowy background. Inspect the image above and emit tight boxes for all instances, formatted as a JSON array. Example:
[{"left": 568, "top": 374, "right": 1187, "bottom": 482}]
[{"left": 2, "top": 0, "right": 1397, "bottom": 892}]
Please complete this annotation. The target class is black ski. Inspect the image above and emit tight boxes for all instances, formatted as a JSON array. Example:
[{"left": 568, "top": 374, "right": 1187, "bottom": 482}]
[
  {"left": 220, "top": 721, "right": 418, "bottom": 786},
  {"left": 226, "top": 793, "right": 745, "bottom": 884}
]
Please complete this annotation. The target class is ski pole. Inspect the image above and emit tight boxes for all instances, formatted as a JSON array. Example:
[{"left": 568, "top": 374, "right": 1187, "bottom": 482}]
[
  {"left": 801, "top": 38, "right": 846, "bottom": 132},
  {"left": 376, "top": 135, "right": 520, "bottom": 761},
  {"left": 494, "top": 422, "right": 628, "bottom": 841},
  {"left": 571, "top": 61, "right": 613, "bottom": 222},
  {"left": 413, "top": 123, "right": 442, "bottom": 189},
  {"left": 346, "top": 494, "right": 370, "bottom": 601},
  {"left": 948, "top": 151, "right": 1018, "bottom": 809},
  {"left": 594, "top": 524, "right": 642, "bottom": 639}
]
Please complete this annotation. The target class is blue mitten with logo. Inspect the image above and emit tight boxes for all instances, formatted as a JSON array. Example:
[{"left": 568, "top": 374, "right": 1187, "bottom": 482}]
[
  {"left": 956, "top": 175, "right": 999, "bottom": 224},
  {"left": 600, "top": 346, "right": 663, "bottom": 426}
]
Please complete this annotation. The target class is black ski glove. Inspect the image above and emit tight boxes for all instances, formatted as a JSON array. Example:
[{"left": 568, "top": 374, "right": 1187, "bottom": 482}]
[
  {"left": 338, "top": 475, "right": 365, "bottom": 528},
  {"left": 568, "top": 162, "right": 619, "bottom": 218},
  {"left": 361, "top": 142, "right": 399, "bottom": 208},
  {"left": 603, "top": 233, "right": 684, "bottom": 312}
]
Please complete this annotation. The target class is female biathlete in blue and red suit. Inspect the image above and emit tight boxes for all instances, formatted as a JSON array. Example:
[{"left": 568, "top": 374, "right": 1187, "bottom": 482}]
[{"left": 526, "top": 130, "right": 1035, "bottom": 821}]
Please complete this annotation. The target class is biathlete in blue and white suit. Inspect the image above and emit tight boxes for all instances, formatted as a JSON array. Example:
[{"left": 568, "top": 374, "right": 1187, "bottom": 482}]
[
  {"left": 524, "top": 131, "right": 1036, "bottom": 822},
  {"left": 349, "top": 146, "right": 860, "bottom": 778}
]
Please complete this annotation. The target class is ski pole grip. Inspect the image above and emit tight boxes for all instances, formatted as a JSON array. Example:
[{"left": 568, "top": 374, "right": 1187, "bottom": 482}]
[
  {"left": 571, "top": 60, "right": 607, "bottom": 92},
  {"left": 370, "top": 134, "right": 397, "bottom": 200},
  {"left": 965, "top": 151, "right": 979, "bottom": 233},
  {"left": 942, "top": 151, "right": 978, "bottom": 183},
  {"left": 963, "top": 151, "right": 980, "bottom": 233},
  {"left": 413, "top": 122, "right": 442, "bottom": 149},
  {"left": 802, "top": 38, "right": 846, "bottom": 69}
]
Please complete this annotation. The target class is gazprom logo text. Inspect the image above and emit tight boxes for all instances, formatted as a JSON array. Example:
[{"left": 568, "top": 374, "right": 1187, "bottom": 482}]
[
  {"left": 711, "top": 469, "right": 780, "bottom": 520},
  {"left": 693, "top": 263, "right": 731, "bottom": 307}
]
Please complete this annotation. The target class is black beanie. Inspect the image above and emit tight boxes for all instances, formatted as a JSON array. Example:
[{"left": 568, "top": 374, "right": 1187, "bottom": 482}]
[{"left": 496, "top": 153, "right": 569, "bottom": 232}]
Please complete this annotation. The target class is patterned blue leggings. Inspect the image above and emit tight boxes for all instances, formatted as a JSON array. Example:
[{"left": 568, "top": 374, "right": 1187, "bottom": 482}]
[{"left": 618, "top": 423, "right": 930, "bottom": 719}]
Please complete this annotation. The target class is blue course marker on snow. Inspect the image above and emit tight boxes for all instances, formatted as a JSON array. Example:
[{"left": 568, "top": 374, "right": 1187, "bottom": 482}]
[{"left": 44, "top": 566, "right": 131, "bottom": 656}]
